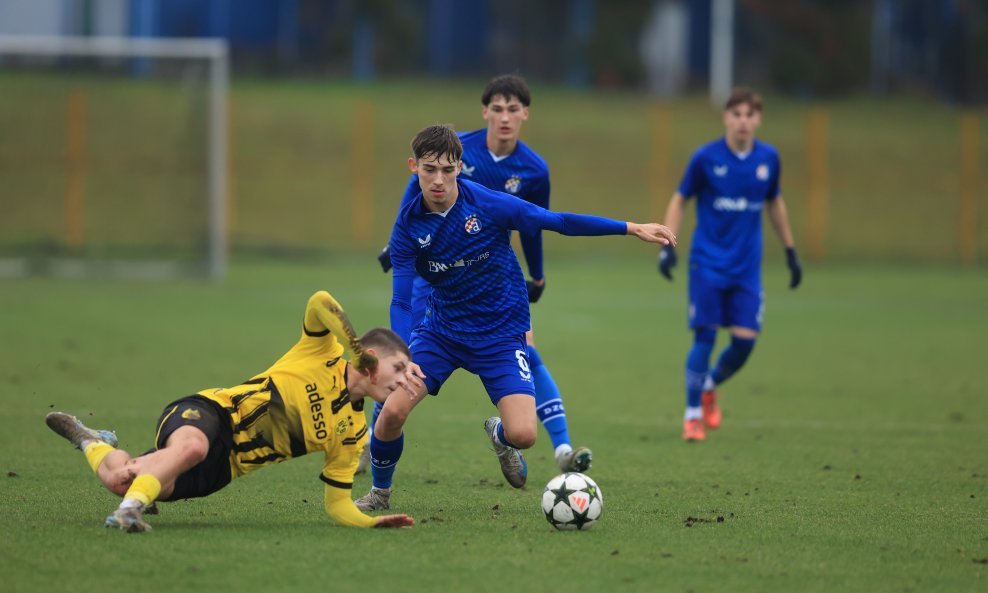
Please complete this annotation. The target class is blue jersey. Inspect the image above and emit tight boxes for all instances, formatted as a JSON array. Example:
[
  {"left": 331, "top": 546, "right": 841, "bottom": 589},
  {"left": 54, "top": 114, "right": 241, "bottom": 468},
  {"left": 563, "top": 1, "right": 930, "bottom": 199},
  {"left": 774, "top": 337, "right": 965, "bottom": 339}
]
[
  {"left": 678, "top": 138, "right": 781, "bottom": 282},
  {"left": 389, "top": 178, "right": 625, "bottom": 342},
  {"left": 399, "top": 129, "right": 551, "bottom": 279},
  {"left": 459, "top": 129, "right": 550, "bottom": 279}
]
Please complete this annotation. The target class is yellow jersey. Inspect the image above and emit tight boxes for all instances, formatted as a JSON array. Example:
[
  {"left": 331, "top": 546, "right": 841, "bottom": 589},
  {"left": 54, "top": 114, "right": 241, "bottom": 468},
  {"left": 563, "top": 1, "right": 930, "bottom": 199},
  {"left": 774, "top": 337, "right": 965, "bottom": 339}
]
[
  {"left": 196, "top": 291, "right": 377, "bottom": 527},
  {"left": 197, "top": 326, "right": 366, "bottom": 487}
]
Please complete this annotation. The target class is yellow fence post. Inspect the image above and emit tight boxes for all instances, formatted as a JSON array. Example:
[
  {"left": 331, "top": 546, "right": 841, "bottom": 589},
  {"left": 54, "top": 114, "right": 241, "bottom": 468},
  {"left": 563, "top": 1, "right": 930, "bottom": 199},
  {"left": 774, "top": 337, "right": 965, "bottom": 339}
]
[
  {"left": 65, "top": 89, "right": 87, "bottom": 251},
  {"left": 648, "top": 102, "right": 673, "bottom": 223},
  {"left": 806, "top": 107, "right": 829, "bottom": 263},
  {"left": 958, "top": 112, "right": 980, "bottom": 266},
  {"left": 351, "top": 99, "right": 374, "bottom": 249}
]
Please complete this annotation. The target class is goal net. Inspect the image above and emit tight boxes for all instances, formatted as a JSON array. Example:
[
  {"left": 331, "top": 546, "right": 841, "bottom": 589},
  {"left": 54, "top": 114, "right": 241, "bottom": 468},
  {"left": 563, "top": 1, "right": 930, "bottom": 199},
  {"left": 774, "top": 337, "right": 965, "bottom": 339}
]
[{"left": 0, "top": 36, "right": 228, "bottom": 280}]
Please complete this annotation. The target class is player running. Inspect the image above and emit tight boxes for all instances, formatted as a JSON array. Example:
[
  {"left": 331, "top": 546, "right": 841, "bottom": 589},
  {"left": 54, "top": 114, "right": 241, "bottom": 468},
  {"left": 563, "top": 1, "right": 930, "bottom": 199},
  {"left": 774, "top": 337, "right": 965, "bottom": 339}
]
[
  {"left": 370, "top": 74, "right": 592, "bottom": 476},
  {"left": 46, "top": 291, "right": 416, "bottom": 531},
  {"left": 355, "top": 124, "right": 675, "bottom": 510},
  {"left": 657, "top": 87, "right": 802, "bottom": 442}
]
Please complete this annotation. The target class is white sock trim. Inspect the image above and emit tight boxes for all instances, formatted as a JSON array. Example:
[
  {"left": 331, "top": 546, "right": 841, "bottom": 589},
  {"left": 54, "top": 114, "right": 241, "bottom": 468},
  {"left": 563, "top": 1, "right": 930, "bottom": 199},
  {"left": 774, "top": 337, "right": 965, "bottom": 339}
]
[
  {"left": 554, "top": 444, "right": 573, "bottom": 459},
  {"left": 119, "top": 498, "right": 143, "bottom": 510}
]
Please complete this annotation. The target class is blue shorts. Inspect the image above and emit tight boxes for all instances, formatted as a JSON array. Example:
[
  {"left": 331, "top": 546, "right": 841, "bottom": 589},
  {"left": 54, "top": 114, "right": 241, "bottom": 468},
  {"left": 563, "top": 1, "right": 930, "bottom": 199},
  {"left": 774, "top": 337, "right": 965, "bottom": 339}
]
[
  {"left": 408, "top": 328, "right": 536, "bottom": 404},
  {"left": 688, "top": 265, "right": 763, "bottom": 331}
]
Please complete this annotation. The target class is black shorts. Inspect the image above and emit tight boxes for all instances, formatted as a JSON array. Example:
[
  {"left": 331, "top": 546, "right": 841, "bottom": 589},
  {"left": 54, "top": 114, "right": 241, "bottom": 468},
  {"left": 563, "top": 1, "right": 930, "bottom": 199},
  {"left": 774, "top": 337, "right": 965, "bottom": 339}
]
[{"left": 151, "top": 395, "right": 233, "bottom": 501}]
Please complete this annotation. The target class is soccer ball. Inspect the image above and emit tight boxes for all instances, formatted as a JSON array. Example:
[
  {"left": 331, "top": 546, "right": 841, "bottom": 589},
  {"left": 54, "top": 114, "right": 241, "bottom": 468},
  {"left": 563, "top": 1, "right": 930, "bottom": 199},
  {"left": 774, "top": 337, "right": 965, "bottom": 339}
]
[{"left": 541, "top": 472, "right": 603, "bottom": 531}]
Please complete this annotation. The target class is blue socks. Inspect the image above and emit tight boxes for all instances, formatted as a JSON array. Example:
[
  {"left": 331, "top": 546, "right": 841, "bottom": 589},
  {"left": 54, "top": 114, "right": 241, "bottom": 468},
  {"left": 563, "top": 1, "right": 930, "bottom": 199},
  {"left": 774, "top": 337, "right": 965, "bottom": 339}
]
[
  {"left": 371, "top": 400, "right": 383, "bottom": 429},
  {"left": 710, "top": 335, "right": 756, "bottom": 385},
  {"left": 369, "top": 432, "right": 403, "bottom": 490},
  {"left": 685, "top": 330, "right": 757, "bottom": 416},
  {"left": 529, "top": 345, "right": 571, "bottom": 451},
  {"left": 685, "top": 327, "right": 717, "bottom": 410}
]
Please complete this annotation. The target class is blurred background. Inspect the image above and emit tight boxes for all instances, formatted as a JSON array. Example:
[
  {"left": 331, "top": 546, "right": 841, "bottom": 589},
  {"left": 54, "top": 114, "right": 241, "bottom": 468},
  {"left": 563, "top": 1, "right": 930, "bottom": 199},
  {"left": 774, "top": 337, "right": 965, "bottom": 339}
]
[{"left": 0, "top": 0, "right": 985, "bottom": 279}]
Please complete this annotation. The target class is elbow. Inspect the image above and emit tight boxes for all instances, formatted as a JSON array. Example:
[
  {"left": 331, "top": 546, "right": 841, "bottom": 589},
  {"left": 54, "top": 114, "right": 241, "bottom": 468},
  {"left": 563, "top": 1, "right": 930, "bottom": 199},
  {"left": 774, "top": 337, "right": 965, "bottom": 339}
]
[
  {"left": 390, "top": 296, "right": 412, "bottom": 312},
  {"left": 309, "top": 291, "right": 332, "bottom": 309}
]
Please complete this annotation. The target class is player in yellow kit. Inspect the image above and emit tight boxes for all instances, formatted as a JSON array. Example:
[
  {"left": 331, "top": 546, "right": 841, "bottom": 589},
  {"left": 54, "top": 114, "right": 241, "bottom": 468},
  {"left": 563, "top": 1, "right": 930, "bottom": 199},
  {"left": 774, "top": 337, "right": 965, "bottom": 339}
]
[{"left": 46, "top": 290, "right": 417, "bottom": 532}]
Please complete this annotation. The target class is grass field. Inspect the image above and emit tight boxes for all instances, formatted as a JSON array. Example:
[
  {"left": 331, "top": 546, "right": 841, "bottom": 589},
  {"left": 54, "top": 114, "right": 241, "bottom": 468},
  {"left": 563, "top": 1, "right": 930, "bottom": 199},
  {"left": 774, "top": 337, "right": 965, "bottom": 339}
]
[
  {"left": 1, "top": 257, "right": 985, "bottom": 593},
  {"left": 2, "top": 74, "right": 986, "bottom": 264}
]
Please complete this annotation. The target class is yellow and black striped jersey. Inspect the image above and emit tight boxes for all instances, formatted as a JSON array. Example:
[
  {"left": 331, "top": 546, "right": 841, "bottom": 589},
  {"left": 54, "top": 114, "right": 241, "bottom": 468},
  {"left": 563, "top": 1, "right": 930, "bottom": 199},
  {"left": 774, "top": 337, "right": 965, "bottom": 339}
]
[{"left": 197, "top": 298, "right": 368, "bottom": 490}]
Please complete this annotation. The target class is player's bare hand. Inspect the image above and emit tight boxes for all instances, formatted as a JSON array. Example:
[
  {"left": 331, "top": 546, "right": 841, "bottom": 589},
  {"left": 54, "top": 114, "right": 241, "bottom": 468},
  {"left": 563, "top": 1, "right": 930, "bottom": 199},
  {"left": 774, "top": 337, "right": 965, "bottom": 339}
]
[
  {"left": 628, "top": 222, "right": 677, "bottom": 246},
  {"left": 374, "top": 514, "right": 415, "bottom": 528},
  {"left": 401, "top": 362, "right": 427, "bottom": 400}
]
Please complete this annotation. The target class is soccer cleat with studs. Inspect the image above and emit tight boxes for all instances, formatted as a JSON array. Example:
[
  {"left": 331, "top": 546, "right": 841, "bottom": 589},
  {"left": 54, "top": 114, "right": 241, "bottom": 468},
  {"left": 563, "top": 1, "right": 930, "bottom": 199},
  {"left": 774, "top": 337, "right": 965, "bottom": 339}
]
[
  {"left": 701, "top": 390, "right": 722, "bottom": 429},
  {"left": 354, "top": 487, "right": 391, "bottom": 511},
  {"left": 105, "top": 506, "right": 152, "bottom": 533},
  {"left": 484, "top": 417, "right": 527, "bottom": 488},
  {"left": 682, "top": 419, "right": 706, "bottom": 442},
  {"left": 45, "top": 412, "right": 118, "bottom": 449},
  {"left": 556, "top": 446, "right": 593, "bottom": 473}
]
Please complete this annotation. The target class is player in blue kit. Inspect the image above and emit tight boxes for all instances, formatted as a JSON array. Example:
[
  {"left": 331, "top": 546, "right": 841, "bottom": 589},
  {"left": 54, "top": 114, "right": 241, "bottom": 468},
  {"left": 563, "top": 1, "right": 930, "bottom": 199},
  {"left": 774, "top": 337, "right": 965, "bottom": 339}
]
[
  {"left": 657, "top": 87, "right": 802, "bottom": 442},
  {"left": 370, "top": 75, "right": 593, "bottom": 475},
  {"left": 356, "top": 124, "right": 676, "bottom": 510}
]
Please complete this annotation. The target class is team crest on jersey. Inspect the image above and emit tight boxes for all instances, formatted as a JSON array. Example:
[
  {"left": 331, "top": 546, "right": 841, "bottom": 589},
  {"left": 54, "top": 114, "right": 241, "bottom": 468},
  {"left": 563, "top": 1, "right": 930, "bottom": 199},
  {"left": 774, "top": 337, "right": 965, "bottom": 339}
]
[
  {"left": 335, "top": 418, "right": 348, "bottom": 435},
  {"left": 464, "top": 214, "right": 482, "bottom": 234},
  {"left": 504, "top": 175, "right": 522, "bottom": 193},
  {"left": 756, "top": 164, "right": 770, "bottom": 180}
]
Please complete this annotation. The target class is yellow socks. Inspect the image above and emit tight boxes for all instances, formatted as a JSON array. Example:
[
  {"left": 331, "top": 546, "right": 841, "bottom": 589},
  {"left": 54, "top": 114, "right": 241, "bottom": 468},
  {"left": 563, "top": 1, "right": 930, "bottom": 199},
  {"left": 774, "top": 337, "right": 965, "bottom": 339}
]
[
  {"left": 122, "top": 474, "right": 162, "bottom": 508},
  {"left": 83, "top": 442, "right": 115, "bottom": 474}
]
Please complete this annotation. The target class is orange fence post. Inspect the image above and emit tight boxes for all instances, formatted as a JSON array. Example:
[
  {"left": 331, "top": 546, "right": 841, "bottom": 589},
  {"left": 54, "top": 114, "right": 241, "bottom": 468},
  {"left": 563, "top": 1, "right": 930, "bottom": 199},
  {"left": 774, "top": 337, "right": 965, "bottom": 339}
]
[
  {"left": 351, "top": 99, "right": 374, "bottom": 249},
  {"left": 805, "top": 107, "right": 829, "bottom": 263},
  {"left": 65, "top": 89, "right": 87, "bottom": 251},
  {"left": 958, "top": 112, "right": 980, "bottom": 266},
  {"left": 648, "top": 103, "right": 673, "bottom": 223}
]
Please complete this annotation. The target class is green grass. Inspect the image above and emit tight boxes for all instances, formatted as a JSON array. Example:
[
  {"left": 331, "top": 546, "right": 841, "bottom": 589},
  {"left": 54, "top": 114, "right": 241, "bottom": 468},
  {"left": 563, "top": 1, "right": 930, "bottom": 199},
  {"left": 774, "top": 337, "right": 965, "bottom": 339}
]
[
  {"left": 1, "top": 258, "right": 986, "bottom": 593},
  {"left": 2, "top": 73, "right": 986, "bottom": 263}
]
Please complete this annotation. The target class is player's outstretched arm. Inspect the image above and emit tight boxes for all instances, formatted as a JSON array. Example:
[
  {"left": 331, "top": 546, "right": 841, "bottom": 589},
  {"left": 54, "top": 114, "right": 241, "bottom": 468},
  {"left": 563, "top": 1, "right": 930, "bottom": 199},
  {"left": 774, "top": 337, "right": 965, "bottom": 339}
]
[
  {"left": 305, "top": 291, "right": 377, "bottom": 371},
  {"left": 502, "top": 198, "right": 674, "bottom": 248},
  {"left": 324, "top": 481, "right": 414, "bottom": 528},
  {"left": 626, "top": 222, "right": 677, "bottom": 246}
]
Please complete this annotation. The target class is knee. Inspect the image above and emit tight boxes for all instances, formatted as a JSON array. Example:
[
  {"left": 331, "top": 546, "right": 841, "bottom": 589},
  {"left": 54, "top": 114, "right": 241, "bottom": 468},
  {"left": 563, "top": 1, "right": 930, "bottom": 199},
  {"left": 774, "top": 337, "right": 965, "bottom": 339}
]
[
  {"left": 505, "top": 425, "right": 537, "bottom": 450},
  {"left": 694, "top": 327, "right": 717, "bottom": 345},
  {"left": 375, "top": 406, "right": 408, "bottom": 439},
  {"left": 174, "top": 438, "right": 209, "bottom": 468}
]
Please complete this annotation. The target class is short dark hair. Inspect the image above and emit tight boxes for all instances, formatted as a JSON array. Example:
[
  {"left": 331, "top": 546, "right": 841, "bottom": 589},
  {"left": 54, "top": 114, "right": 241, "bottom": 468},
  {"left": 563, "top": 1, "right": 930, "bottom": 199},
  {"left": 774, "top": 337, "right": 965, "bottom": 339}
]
[
  {"left": 725, "top": 87, "right": 763, "bottom": 112},
  {"left": 411, "top": 124, "right": 463, "bottom": 162},
  {"left": 360, "top": 327, "right": 411, "bottom": 361},
  {"left": 481, "top": 74, "right": 531, "bottom": 107}
]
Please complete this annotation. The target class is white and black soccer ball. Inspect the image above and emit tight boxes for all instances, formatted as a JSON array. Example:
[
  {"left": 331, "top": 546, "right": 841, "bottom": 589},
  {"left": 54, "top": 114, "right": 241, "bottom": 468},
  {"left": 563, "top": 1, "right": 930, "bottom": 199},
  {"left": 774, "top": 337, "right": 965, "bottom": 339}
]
[{"left": 541, "top": 472, "right": 603, "bottom": 531}]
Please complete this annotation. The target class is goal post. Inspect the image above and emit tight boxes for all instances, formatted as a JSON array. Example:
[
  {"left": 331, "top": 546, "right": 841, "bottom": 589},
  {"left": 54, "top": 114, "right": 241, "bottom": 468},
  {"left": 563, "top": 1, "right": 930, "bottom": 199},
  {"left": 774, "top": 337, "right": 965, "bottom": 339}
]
[{"left": 0, "top": 35, "right": 229, "bottom": 280}]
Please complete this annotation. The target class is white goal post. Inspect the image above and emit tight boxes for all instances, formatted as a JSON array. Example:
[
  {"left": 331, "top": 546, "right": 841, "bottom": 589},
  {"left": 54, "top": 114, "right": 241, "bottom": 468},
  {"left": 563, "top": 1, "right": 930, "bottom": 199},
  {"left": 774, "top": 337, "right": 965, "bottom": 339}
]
[{"left": 0, "top": 35, "right": 229, "bottom": 280}]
